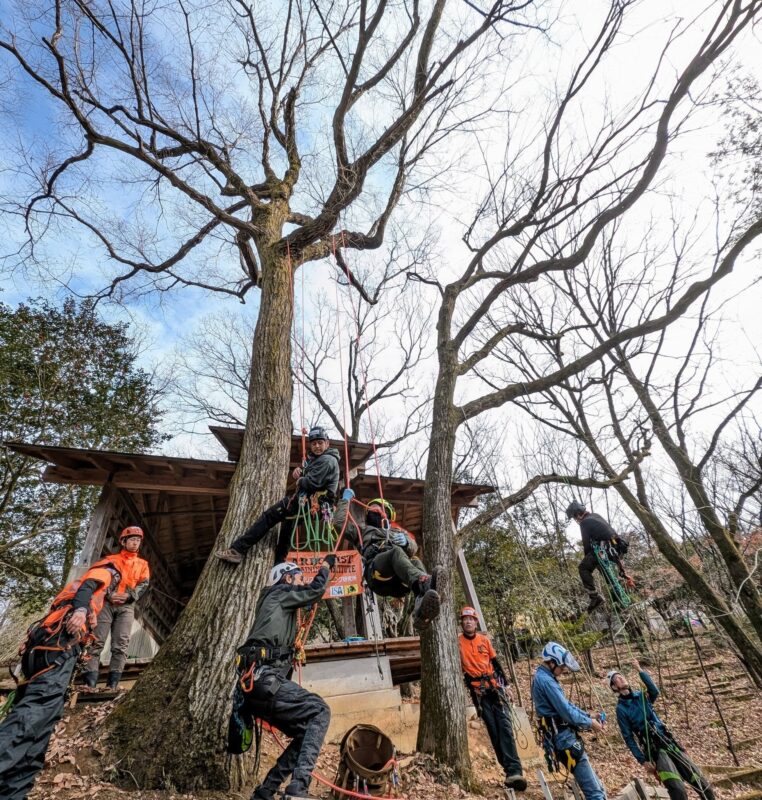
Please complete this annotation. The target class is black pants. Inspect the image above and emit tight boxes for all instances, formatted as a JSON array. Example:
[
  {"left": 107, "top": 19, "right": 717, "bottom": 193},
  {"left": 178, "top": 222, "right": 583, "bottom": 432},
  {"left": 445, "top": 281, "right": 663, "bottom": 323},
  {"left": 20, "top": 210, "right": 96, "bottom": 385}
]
[
  {"left": 243, "top": 668, "right": 330, "bottom": 799},
  {"left": 479, "top": 690, "right": 522, "bottom": 778},
  {"left": 656, "top": 747, "right": 715, "bottom": 800},
  {"left": 366, "top": 550, "right": 425, "bottom": 598},
  {"left": 0, "top": 651, "right": 78, "bottom": 800},
  {"left": 578, "top": 551, "right": 600, "bottom": 596},
  {"left": 232, "top": 496, "right": 297, "bottom": 563}
]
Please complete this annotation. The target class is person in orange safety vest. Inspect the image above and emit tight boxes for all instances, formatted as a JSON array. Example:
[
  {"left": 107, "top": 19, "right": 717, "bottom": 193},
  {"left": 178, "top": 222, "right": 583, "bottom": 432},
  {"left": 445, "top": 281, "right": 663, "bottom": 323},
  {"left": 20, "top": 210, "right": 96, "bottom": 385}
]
[
  {"left": 458, "top": 606, "right": 526, "bottom": 792},
  {"left": 0, "top": 561, "right": 122, "bottom": 800},
  {"left": 83, "top": 526, "right": 150, "bottom": 691}
]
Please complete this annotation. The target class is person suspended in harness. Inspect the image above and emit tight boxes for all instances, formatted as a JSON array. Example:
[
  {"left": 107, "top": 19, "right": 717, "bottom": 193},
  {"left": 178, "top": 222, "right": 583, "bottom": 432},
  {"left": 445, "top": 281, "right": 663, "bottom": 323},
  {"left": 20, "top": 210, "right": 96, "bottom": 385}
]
[
  {"left": 458, "top": 606, "right": 527, "bottom": 792},
  {"left": 333, "top": 489, "right": 441, "bottom": 630},
  {"left": 217, "top": 426, "right": 341, "bottom": 566},
  {"left": 609, "top": 661, "right": 715, "bottom": 800},
  {"left": 228, "top": 557, "right": 336, "bottom": 800},
  {"left": 82, "top": 526, "right": 150, "bottom": 691},
  {"left": 0, "top": 560, "right": 121, "bottom": 800},
  {"left": 531, "top": 641, "right": 607, "bottom": 800},
  {"left": 566, "top": 501, "right": 632, "bottom": 612}
]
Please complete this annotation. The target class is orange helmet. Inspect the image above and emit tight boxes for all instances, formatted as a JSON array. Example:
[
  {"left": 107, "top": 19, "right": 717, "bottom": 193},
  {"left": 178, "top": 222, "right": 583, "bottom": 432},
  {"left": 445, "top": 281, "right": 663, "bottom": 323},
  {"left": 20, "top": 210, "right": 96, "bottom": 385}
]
[
  {"left": 119, "top": 526, "right": 144, "bottom": 542},
  {"left": 460, "top": 606, "right": 478, "bottom": 619}
]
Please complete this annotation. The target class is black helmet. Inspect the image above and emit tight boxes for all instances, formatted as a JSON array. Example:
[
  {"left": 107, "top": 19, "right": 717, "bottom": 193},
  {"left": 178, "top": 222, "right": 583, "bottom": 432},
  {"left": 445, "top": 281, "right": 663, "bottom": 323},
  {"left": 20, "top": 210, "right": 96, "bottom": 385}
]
[
  {"left": 308, "top": 426, "right": 329, "bottom": 442},
  {"left": 566, "top": 500, "right": 586, "bottom": 519}
]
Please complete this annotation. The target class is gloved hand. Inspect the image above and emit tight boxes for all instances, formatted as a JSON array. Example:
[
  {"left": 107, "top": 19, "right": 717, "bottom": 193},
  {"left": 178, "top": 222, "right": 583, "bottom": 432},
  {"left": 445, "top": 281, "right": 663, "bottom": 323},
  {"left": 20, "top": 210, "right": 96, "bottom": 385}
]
[
  {"left": 323, "top": 553, "right": 337, "bottom": 569},
  {"left": 342, "top": 487, "right": 355, "bottom": 501},
  {"left": 391, "top": 531, "right": 407, "bottom": 547}
]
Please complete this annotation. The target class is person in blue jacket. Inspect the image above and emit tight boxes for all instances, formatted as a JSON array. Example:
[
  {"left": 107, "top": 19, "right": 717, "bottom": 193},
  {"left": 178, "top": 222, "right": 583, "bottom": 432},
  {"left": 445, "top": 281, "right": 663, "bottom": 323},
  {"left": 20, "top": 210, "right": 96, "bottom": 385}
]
[
  {"left": 609, "top": 660, "right": 714, "bottom": 800},
  {"left": 531, "top": 642, "right": 607, "bottom": 800}
]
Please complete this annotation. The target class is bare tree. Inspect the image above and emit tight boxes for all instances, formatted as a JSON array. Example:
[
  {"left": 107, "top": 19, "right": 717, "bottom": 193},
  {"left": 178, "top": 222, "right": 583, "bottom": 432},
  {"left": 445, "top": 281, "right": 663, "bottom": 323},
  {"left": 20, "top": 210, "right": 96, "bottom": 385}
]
[
  {"left": 504, "top": 219, "right": 762, "bottom": 680},
  {"left": 413, "top": 0, "right": 762, "bottom": 775},
  {"left": 0, "top": 0, "right": 531, "bottom": 788}
]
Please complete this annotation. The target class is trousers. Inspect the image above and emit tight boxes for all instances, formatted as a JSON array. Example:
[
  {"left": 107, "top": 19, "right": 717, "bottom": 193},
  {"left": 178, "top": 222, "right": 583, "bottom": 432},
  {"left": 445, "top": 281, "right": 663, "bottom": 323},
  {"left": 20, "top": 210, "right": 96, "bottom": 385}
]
[
  {"left": 0, "top": 651, "right": 78, "bottom": 800},
  {"left": 84, "top": 602, "right": 135, "bottom": 675},
  {"left": 479, "top": 691, "right": 522, "bottom": 777},
  {"left": 656, "top": 747, "right": 715, "bottom": 800},
  {"left": 578, "top": 552, "right": 600, "bottom": 596},
  {"left": 232, "top": 496, "right": 297, "bottom": 563},
  {"left": 366, "top": 549, "right": 425, "bottom": 598},
  {"left": 555, "top": 728, "right": 606, "bottom": 800},
  {"left": 243, "top": 668, "right": 330, "bottom": 799}
]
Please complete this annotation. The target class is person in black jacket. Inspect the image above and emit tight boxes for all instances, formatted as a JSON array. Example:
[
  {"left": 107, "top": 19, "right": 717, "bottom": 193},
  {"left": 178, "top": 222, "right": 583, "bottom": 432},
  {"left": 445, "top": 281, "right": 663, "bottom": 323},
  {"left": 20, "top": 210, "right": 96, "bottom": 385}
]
[
  {"left": 217, "top": 426, "right": 341, "bottom": 565},
  {"left": 566, "top": 500, "right": 616, "bottom": 612},
  {"left": 230, "top": 557, "right": 335, "bottom": 800}
]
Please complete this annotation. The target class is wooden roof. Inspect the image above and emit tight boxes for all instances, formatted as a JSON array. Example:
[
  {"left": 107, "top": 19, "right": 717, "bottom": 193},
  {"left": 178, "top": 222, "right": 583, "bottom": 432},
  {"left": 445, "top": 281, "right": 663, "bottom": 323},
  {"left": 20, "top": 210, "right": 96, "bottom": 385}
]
[{"left": 6, "top": 434, "right": 494, "bottom": 601}]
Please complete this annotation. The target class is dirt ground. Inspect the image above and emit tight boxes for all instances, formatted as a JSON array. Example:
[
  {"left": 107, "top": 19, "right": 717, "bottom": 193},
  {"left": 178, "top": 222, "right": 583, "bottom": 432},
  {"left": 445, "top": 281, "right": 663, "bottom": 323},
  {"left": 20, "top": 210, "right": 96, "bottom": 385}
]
[{"left": 25, "top": 634, "right": 762, "bottom": 800}]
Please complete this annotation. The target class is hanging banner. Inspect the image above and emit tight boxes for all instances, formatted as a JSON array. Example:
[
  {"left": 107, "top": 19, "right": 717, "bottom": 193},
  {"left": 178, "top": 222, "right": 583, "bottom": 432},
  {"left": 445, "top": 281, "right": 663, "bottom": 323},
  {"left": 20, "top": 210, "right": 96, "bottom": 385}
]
[{"left": 287, "top": 550, "right": 364, "bottom": 598}]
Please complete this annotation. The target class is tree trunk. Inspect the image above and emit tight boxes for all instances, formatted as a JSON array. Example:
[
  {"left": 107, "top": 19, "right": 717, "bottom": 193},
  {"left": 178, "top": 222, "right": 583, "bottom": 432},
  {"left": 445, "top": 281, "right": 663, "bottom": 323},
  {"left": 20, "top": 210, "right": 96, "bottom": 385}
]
[
  {"left": 417, "top": 350, "right": 473, "bottom": 784},
  {"left": 107, "top": 245, "right": 294, "bottom": 791}
]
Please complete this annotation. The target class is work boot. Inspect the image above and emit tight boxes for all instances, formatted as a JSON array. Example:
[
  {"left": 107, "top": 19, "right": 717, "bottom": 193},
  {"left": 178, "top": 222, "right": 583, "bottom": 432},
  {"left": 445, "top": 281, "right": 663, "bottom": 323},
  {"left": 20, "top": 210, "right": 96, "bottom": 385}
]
[
  {"left": 216, "top": 547, "right": 243, "bottom": 565},
  {"left": 586, "top": 594, "right": 604, "bottom": 613},
  {"left": 105, "top": 671, "right": 122, "bottom": 690},
  {"left": 505, "top": 774, "right": 528, "bottom": 792},
  {"left": 282, "top": 792, "right": 320, "bottom": 800},
  {"left": 414, "top": 565, "right": 442, "bottom": 597},
  {"left": 412, "top": 581, "right": 441, "bottom": 632},
  {"left": 83, "top": 671, "right": 98, "bottom": 690}
]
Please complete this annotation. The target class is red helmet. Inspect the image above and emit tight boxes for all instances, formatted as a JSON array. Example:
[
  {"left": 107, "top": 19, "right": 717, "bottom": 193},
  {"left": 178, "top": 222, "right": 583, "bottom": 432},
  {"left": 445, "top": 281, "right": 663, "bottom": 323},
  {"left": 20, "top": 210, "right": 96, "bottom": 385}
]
[
  {"left": 460, "top": 606, "right": 478, "bottom": 619},
  {"left": 119, "top": 526, "right": 144, "bottom": 542}
]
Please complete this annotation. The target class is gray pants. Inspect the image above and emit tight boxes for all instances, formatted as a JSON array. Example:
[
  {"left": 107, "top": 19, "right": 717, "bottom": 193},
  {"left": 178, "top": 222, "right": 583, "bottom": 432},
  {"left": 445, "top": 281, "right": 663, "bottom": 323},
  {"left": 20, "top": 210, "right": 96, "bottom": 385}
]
[
  {"left": 367, "top": 550, "right": 426, "bottom": 598},
  {"left": 0, "top": 652, "right": 77, "bottom": 800},
  {"left": 244, "top": 669, "right": 330, "bottom": 799},
  {"left": 85, "top": 602, "right": 135, "bottom": 675}
]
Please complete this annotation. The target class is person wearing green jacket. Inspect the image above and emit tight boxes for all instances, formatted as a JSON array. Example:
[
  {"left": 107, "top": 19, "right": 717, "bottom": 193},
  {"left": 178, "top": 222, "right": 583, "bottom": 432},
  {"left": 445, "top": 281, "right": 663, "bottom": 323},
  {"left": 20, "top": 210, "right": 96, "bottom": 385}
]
[
  {"left": 334, "top": 489, "right": 441, "bottom": 630},
  {"left": 217, "top": 426, "right": 340, "bottom": 565},
  {"left": 231, "top": 556, "right": 336, "bottom": 800}
]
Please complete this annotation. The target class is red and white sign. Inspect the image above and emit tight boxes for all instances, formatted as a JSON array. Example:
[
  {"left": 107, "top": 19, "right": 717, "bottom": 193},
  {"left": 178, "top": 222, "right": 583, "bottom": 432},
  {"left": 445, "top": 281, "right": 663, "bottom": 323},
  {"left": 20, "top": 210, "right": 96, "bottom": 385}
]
[{"left": 287, "top": 550, "right": 364, "bottom": 599}]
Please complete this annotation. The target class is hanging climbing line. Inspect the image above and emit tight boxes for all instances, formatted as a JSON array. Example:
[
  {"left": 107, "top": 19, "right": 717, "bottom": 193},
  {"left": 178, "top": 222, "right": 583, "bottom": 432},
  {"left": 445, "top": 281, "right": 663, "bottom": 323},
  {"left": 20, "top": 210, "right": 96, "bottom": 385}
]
[{"left": 332, "top": 234, "right": 352, "bottom": 489}]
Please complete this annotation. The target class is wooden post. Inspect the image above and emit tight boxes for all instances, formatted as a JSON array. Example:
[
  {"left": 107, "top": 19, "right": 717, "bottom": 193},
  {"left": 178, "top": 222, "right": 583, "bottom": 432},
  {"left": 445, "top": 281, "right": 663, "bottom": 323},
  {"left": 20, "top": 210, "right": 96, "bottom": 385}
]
[
  {"left": 67, "top": 483, "right": 115, "bottom": 582},
  {"left": 342, "top": 598, "right": 357, "bottom": 638},
  {"left": 454, "top": 543, "right": 486, "bottom": 630}
]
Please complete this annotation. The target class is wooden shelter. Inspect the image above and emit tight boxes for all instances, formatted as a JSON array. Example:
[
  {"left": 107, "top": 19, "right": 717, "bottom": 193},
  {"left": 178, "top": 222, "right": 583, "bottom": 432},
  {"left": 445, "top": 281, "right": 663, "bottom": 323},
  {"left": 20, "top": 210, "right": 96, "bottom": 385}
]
[{"left": 7, "top": 428, "right": 494, "bottom": 645}]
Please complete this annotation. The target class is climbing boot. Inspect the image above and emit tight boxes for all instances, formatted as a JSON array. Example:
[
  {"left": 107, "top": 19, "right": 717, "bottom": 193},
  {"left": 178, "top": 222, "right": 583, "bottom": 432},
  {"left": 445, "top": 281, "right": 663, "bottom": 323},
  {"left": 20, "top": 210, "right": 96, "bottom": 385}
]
[
  {"left": 216, "top": 547, "right": 244, "bottom": 565},
  {"left": 505, "top": 774, "right": 528, "bottom": 792},
  {"left": 105, "top": 671, "right": 122, "bottom": 690},
  {"left": 586, "top": 594, "right": 604, "bottom": 613},
  {"left": 412, "top": 569, "right": 441, "bottom": 631},
  {"left": 83, "top": 671, "right": 98, "bottom": 691}
]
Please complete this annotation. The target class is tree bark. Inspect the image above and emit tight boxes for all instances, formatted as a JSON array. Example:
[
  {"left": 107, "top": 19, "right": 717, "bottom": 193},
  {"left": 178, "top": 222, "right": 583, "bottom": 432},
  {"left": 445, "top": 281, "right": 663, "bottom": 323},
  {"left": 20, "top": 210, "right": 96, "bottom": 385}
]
[
  {"left": 417, "top": 328, "right": 473, "bottom": 783},
  {"left": 107, "top": 242, "right": 294, "bottom": 791}
]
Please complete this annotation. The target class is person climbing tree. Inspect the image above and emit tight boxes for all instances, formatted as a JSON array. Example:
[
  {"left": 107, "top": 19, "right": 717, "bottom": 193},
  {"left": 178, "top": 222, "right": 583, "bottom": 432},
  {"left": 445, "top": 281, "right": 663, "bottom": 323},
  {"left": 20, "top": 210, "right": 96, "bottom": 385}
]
[
  {"left": 532, "top": 641, "right": 607, "bottom": 800},
  {"left": 216, "top": 426, "right": 340, "bottom": 565},
  {"left": 458, "top": 606, "right": 527, "bottom": 792},
  {"left": 566, "top": 501, "right": 630, "bottom": 612},
  {"left": 609, "top": 660, "right": 715, "bottom": 800},
  {"left": 82, "top": 526, "right": 150, "bottom": 691},
  {"left": 228, "top": 557, "right": 336, "bottom": 800},
  {"left": 334, "top": 489, "right": 441, "bottom": 630},
  {"left": 0, "top": 560, "right": 122, "bottom": 800}
]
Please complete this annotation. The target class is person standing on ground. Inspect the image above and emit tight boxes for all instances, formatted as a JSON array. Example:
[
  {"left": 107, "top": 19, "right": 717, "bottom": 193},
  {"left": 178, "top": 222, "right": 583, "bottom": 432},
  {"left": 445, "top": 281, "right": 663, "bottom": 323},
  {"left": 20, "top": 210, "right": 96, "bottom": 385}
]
[
  {"left": 0, "top": 560, "right": 121, "bottom": 800},
  {"left": 230, "top": 557, "right": 336, "bottom": 800},
  {"left": 458, "top": 606, "right": 527, "bottom": 792},
  {"left": 610, "top": 660, "right": 715, "bottom": 800},
  {"left": 83, "top": 526, "right": 150, "bottom": 690},
  {"left": 532, "top": 641, "right": 607, "bottom": 800},
  {"left": 217, "top": 426, "right": 341, "bottom": 566}
]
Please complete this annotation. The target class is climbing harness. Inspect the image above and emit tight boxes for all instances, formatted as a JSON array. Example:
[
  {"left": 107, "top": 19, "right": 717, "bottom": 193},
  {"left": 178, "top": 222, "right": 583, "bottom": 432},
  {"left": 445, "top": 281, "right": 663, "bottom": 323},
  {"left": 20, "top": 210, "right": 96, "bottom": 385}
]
[{"left": 593, "top": 542, "right": 634, "bottom": 611}]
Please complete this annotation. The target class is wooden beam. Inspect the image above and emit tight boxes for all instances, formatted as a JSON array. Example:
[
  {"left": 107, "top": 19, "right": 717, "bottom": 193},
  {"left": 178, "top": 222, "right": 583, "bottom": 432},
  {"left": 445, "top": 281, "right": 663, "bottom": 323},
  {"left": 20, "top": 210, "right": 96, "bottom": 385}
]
[
  {"left": 453, "top": 521, "right": 487, "bottom": 631},
  {"left": 66, "top": 483, "right": 116, "bottom": 582},
  {"left": 44, "top": 466, "right": 231, "bottom": 494}
]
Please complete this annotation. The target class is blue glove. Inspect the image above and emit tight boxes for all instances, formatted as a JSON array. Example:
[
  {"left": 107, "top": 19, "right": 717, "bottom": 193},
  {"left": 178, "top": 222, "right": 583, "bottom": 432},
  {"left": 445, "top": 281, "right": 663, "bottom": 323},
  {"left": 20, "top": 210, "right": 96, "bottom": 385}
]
[
  {"left": 342, "top": 487, "right": 355, "bottom": 501},
  {"left": 391, "top": 532, "right": 407, "bottom": 547}
]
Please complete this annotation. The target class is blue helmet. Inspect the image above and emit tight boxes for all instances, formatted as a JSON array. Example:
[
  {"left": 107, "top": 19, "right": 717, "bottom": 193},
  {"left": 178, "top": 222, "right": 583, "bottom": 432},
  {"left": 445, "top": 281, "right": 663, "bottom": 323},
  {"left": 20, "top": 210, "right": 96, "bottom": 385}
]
[{"left": 541, "top": 641, "right": 581, "bottom": 672}]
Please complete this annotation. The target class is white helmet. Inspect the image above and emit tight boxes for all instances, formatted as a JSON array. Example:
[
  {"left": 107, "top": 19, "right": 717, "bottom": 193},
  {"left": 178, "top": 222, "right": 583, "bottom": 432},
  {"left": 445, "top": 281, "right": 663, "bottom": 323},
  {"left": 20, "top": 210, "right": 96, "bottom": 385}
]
[
  {"left": 541, "top": 641, "right": 581, "bottom": 672},
  {"left": 607, "top": 669, "right": 623, "bottom": 688},
  {"left": 268, "top": 562, "right": 301, "bottom": 586}
]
